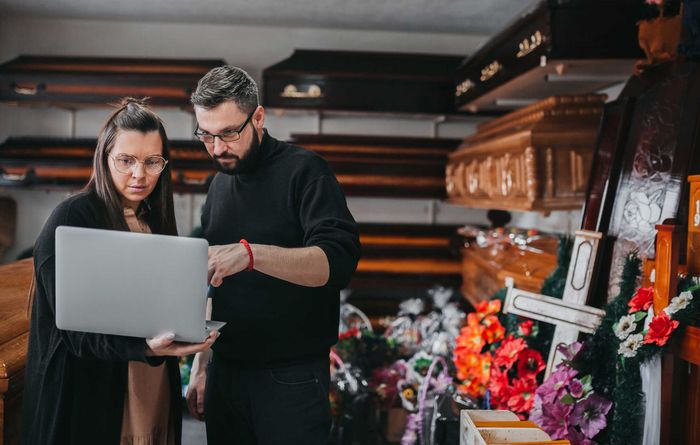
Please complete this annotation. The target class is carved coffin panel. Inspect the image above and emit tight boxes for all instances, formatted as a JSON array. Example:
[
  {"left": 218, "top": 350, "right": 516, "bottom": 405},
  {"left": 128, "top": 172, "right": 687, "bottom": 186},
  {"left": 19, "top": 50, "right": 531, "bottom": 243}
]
[{"left": 446, "top": 95, "right": 604, "bottom": 212}]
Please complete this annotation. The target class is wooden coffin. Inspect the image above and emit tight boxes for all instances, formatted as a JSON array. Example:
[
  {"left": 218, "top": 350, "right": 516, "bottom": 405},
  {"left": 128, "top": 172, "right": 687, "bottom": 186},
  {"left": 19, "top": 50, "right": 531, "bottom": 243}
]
[
  {"left": 453, "top": 0, "right": 642, "bottom": 113},
  {"left": 446, "top": 95, "right": 604, "bottom": 212},
  {"left": 0, "top": 137, "right": 215, "bottom": 193},
  {"left": 0, "top": 56, "right": 224, "bottom": 108},
  {"left": 289, "top": 134, "right": 461, "bottom": 199},
  {"left": 349, "top": 223, "right": 463, "bottom": 320},
  {"left": 263, "top": 50, "right": 463, "bottom": 114},
  {"left": 0, "top": 258, "right": 32, "bottom": 445},
  {"left": 459, "top": 231, "right": 558, "bottom": 306},
  {"left": 461, "top": 410, "right": 569, "bottom": 445}
]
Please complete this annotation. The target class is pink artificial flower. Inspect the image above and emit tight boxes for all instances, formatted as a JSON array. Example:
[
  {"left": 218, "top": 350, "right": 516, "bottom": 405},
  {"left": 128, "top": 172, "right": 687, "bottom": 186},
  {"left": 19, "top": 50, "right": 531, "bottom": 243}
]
[
  {"left": 538, "top": 401, "right": 573, "bottom": 439},
  {"left": 569, "top": 378, "right": 584, "bottom": 399},
  {"left": 568, "top": 426, "right": 597, "bottom": 445},
  {"left": 570, "top": 393, "right": 613, "bottom": 439},
  {"left": 536, "top": 365, "right": 578, "bottom": 405}
]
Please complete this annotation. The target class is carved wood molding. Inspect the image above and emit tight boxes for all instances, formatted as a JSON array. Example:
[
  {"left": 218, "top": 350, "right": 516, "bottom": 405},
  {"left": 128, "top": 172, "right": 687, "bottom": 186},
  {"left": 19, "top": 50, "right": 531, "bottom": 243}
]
[{"left": 446, "top": 95, "right": 603, "bottom": 212}]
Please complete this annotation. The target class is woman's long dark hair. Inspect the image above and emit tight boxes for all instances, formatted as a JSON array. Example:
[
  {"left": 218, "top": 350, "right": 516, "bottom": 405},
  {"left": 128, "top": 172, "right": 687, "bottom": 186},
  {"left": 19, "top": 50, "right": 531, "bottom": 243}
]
[{"left": 85, "top": 97, "right": 177, "bottom": 236}]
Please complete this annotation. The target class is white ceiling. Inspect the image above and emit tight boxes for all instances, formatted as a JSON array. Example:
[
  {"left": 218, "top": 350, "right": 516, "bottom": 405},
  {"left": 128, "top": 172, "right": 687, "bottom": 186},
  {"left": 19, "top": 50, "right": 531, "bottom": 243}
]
[{"left": 0, "top": 0, "right": 536, "bottom": 35}]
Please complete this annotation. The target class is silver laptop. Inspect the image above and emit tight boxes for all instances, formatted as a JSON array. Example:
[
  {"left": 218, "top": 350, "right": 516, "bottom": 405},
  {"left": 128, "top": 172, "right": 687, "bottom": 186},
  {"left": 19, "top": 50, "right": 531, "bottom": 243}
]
[{"left": 56, "top": 225, "right": 226, "bottom": 343}]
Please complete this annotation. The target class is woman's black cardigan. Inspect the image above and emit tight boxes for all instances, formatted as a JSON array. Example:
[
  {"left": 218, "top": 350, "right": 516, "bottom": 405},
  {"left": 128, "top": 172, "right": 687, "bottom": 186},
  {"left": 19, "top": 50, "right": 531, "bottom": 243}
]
[{"left": 21, "top": 191, "right": 182, "bottom": 445}]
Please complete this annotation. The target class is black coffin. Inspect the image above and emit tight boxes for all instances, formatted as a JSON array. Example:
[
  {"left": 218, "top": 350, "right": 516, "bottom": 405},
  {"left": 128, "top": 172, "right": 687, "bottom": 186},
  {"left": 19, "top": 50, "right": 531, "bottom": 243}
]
[
  {"left": 0, "top": 56, "right": 224, "bottom": 108},
  {"left": 454, "top": 0, "right": 644, "bottom": 112},
  {"left": 263, "top": 49, "right": 464, "bottom": 114}
]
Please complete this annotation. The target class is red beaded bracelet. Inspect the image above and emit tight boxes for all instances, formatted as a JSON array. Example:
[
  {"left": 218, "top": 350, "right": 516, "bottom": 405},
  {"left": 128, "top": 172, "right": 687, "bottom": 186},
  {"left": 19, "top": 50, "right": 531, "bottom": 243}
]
[{"left": 240, "top": 239, "right": 254, "bottom": 272}]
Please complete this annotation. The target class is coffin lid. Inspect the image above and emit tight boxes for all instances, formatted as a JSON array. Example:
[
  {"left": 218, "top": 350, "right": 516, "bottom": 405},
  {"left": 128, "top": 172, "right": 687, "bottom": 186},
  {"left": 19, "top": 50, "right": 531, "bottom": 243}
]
[{"left": 454, "top": 0, "right": 644, "bottom": 113}]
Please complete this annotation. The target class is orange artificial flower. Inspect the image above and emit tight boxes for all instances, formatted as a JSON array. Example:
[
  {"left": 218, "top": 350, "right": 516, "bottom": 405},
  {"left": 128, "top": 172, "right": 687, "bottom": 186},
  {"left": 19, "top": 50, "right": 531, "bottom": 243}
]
[
  {"left": 456, "top": 324, "right": 486, "bottom": 353},
  {"left": 482, "top": 315, "right": 506, "bottom": 344}
]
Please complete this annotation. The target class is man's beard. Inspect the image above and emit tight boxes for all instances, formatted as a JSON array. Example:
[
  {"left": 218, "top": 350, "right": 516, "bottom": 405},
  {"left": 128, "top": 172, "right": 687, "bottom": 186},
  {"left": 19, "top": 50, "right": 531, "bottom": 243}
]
[{"left": 212, "top": 130, "right": 262, "bottom": 175}]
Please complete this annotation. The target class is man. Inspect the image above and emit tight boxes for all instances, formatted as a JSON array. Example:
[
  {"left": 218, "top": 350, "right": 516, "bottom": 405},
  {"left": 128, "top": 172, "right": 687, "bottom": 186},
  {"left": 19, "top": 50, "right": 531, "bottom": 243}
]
[{"left": 185, "top": 65, "right": 361, "bottom": 445}]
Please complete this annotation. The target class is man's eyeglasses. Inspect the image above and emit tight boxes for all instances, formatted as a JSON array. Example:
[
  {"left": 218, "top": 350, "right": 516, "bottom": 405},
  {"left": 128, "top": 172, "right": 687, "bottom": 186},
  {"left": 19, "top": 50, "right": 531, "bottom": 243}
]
[
  {"left": 194, "top": 110, "right": 255, "bottom": 144},
  {"left": 110, "top": 154, "right": 168, "bottom": 175}
]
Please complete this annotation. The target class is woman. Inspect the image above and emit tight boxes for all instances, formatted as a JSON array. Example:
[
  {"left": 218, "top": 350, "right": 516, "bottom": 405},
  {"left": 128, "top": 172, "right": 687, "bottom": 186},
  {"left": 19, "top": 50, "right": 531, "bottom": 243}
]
[{"left": 21, "top": 98, "right": 217, "bottom": 445}]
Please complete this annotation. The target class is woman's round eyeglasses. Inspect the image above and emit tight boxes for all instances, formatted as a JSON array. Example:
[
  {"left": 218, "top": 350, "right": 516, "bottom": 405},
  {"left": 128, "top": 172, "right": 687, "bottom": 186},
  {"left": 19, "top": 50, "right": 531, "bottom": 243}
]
[{"left": 110, "top": 154, "right": 168, "bottom": 175}]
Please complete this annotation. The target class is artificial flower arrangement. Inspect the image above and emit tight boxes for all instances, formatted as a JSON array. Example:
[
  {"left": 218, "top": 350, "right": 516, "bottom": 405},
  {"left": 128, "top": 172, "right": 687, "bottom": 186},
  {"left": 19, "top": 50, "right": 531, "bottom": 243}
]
[
  {"left": 331, "top": 286, "right": 466, "bottom": 443},
  {"left": 530, "top": 342, "right": 612, "bottom": 445},
  {"left": 530, "top": 251, "right": 700, "bottom": 445},
  {"left": 452, "top": 298, "right": 547, "bottom": 419},
  {"left": 614, "top": 284, "right": 698, "bottom": 358}
]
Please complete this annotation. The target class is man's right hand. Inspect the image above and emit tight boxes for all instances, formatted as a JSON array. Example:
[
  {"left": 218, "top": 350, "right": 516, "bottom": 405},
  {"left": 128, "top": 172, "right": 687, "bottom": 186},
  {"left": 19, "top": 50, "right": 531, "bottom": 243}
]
[{"left": 186, "top": 353, "right": 208, "bottom": 421}]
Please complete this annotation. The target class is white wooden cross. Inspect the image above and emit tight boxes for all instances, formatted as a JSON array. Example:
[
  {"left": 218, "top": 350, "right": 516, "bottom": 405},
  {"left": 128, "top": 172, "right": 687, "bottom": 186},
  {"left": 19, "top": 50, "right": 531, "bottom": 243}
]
[{"left": 503, "top": 229, "right": 606, "bottom": 377}]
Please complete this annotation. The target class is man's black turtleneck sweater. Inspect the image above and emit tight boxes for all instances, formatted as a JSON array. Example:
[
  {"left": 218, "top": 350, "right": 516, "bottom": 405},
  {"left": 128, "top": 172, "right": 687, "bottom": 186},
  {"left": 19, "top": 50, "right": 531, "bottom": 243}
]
[{"left": 201, "top": 130, "right": 361, "bottom": 364}]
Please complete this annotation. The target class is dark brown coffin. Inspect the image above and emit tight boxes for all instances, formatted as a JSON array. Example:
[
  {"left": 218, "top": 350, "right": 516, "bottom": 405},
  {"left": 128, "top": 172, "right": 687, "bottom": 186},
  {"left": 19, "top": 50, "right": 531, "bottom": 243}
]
[
  {"left": 289, "top": 134, "right": 462, "bottom": 199},
  {"left": 0, "top": 258, "right": 32, "bottom": 445},
  {"left": 0, "top": 137, "right": 216, "bottom": 193},
  {"left": 0, "top": 56, "right": 224, "bottom": 108},
  {"left": 263, "top": 50, "right": 464, "bottom": 114},
  {"left": 454, "top": 0, "right": 643, "bottom": 113},
  {"left": 349, "top": 223, "right": 464, "bottom": 321}
]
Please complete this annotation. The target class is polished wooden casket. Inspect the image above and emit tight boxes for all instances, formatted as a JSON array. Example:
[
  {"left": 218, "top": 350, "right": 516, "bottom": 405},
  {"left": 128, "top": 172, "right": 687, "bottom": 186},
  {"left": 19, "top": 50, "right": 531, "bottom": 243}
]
[
  {"left": 289, "top": 134, "right": 461, "bottom": 199},
  {"left": 0, "top": 56, "right": 224, "bottom": 108},
  {"left": 263, "top": 50, "right": 463, "bottom": 114},
  {"left": 0, "top": 259, "right": 32, "bottom": 445},
  {"left": 446, "top": 94, "right": 604, "bottom": 212},
  {"left": 459, "top": 231, "right": 558, "bottom": 306}
]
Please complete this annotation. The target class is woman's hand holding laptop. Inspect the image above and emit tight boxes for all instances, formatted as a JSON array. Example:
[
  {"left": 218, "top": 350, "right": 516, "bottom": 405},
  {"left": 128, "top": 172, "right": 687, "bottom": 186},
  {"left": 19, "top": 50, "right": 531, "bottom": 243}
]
[{"left": 146, "top": 330, "right": 219, "bottom": 357}]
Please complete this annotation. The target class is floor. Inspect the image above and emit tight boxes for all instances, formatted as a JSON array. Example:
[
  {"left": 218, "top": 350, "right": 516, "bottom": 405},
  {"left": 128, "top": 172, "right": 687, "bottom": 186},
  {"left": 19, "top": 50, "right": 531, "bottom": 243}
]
[{"left": 182, "top": 410, "right": 207, "bottom": 444}]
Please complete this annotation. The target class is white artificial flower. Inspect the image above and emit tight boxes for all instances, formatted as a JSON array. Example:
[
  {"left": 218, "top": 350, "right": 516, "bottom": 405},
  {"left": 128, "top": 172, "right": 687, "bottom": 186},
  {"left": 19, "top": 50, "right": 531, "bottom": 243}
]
[
  {"left": 398, "top": 298, "right": 425, "bottom": 316},
  {"left": 614, "top": 314, "right": 638, "bottom": 340},
  {"left": 664, "top": 291, "right": 693, "bottom": 315},
  {"left": 428, "top": 285, "right": 453, "bottom": 309},
  {"left": 618, "top": 333, "right": 644, "bottom": 358}
]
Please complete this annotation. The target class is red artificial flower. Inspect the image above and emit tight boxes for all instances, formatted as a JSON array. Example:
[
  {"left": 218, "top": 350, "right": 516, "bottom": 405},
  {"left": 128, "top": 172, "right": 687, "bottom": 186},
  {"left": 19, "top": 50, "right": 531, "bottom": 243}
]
[
  {"left": 643, "top": 311, "right": 679, "bottom": 346},
  {"left": 517, "top": 348, "right": 546, "bottom": 379},
  {"left": 628, "top": 286, "right": 654, "bottom": 313},
  {"left": 506, "top": 377, "right": 538, "bottom": 415},
  {"left": 487, "top": 366, "right": 511, "bottom": 409},
  {"left": 519, "top": 320, "right": 534, "bottom": 337},
  {"left": 338, "top": 327, "right": 360, "bottom": 341},
  {"left": 482, "top": 315, "right": 506, "bottom": 344},
  {"left": 493, "top": 336, "right": 527, "bottom": 370},
  {"left": 466, "top": 311, "right": 482, "bottom": 327}
]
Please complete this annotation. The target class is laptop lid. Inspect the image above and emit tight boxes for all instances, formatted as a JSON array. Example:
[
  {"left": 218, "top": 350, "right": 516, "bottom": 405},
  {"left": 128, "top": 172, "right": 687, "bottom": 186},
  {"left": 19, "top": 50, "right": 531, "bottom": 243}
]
[{"left": 56, "top": 225, "right": 209, "bottom": 342}]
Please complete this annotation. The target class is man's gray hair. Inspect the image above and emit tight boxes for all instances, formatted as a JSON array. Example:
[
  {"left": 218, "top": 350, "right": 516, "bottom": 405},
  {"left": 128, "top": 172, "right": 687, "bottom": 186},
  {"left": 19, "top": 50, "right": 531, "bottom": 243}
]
[{"left": 191, "top": 65, "right": 259, "bottom": 113}]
